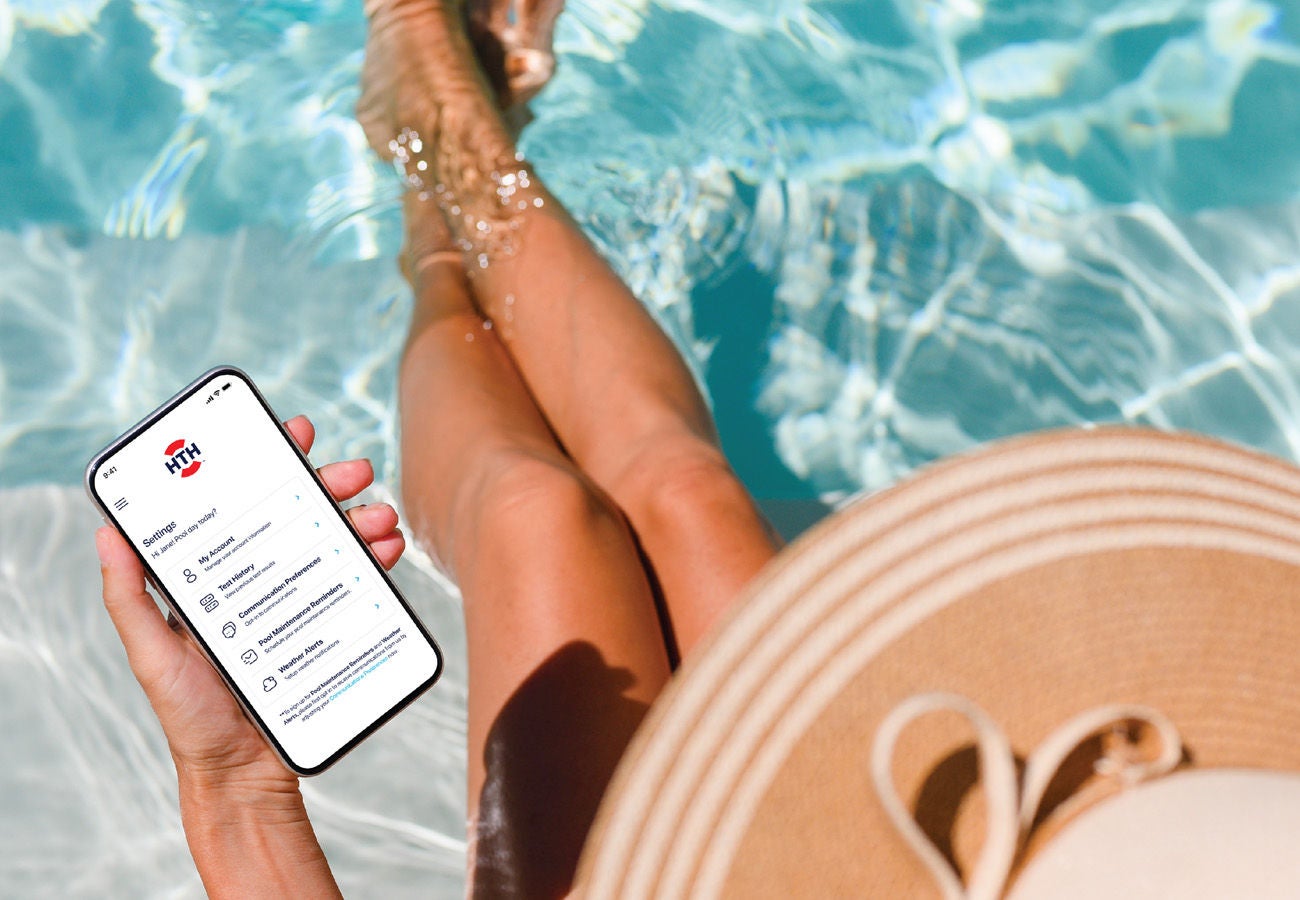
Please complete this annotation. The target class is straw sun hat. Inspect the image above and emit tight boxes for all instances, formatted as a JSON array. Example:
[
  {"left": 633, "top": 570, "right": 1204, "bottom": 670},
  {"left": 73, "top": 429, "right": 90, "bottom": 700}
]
[{"left": 578, "top": 428, "right": 1300, "bottom": 898}]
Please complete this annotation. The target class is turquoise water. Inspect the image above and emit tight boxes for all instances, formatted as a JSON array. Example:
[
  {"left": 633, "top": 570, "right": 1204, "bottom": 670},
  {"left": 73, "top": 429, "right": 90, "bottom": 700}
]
[{"left": 4, "top": 0, "right": 1300, "bottom": 895}]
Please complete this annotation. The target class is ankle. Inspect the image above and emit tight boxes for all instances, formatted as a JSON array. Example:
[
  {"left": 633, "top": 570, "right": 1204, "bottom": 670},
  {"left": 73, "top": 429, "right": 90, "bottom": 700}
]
[{"left": 402, "top": 248, "right": 463, "bottom": 287}]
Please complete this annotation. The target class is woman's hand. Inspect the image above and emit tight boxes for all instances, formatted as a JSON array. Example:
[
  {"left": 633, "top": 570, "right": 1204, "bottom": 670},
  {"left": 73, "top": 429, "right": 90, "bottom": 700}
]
[
  {"left": 97, "top": 415, "right": 405, "bottom": 788},
  {"left": 97, "top": 416, "right": 396, "bottom": 898}
]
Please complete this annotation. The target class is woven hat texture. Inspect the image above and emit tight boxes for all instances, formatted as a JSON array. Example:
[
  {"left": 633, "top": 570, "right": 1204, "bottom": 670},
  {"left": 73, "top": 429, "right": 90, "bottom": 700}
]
[{"left": 578, "top": 428, "right": 1300, "bottom": 898}]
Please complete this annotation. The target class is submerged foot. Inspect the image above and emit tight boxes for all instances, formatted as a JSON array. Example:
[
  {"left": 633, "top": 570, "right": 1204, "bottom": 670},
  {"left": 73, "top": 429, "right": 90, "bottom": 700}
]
[
  {"left": 360, "top": 0, "right": 559, "bottom": 285},
  {"left": 357, "top": 0, "right": 487, "bottom": 162},
  {"left": 466, "top": 0, "right": 567, "bottom": 112},
  {"left": 357, "top": 0, "right": 566, "bottom": 162}
]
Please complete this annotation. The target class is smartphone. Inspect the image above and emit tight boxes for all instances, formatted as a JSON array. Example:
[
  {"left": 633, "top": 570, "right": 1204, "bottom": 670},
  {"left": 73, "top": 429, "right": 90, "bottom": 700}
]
[{"left": 85, "top": 365, "right": 443, "bottom": 775}]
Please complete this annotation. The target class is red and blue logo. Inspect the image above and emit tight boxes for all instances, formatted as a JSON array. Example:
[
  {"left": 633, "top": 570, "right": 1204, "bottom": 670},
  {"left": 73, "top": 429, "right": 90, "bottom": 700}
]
[{"left": 164, "top": 439, "right": 202, "bottom": 477}]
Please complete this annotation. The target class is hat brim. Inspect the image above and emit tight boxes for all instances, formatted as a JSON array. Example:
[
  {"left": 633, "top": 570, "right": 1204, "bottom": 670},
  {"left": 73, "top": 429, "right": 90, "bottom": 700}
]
[{"left": 579, "top": 428, "right": 1300, "bottom": 898}]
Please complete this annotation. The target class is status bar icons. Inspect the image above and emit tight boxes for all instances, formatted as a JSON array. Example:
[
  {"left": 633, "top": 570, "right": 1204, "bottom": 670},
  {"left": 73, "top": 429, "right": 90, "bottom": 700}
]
[{"left": 204, "top": 381, "right": 235, "bottom": 405}]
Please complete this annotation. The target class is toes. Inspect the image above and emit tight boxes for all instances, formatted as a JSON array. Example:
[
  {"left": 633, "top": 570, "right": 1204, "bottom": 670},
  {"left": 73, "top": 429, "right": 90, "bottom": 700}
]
[
  {"left": 501, "top": 0, "right": 564, "bottom": 106},
  {"left": 503, "top": 46, "right": 555, "bottom": 104},
  {"left": 466, "top": 0, "right": 564, "bottom": 108},
  {"left": 357, "top": 0, "right": 563, "bottom": 145}
]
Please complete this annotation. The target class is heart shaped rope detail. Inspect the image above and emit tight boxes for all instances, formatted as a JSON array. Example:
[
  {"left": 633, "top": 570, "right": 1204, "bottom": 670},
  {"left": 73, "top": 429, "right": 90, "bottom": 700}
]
[{"left": 871, "top": 693, "right": 1183, "bottom": 900}]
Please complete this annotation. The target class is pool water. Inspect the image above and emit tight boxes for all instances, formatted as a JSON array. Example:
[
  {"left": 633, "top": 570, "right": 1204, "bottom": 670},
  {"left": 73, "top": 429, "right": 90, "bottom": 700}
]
[{"left": 4, "top": 0, "right": 1300, "bottom": 895}]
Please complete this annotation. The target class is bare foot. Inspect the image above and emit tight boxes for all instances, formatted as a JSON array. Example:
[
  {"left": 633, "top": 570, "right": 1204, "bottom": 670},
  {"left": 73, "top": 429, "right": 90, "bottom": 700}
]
[
  {"left": 357, "top": 0, "right": 504, "bottom": 163},
  {"left": 357, "top": 0, "right": 565, "bottom": 161},
  {"left": 466, "top": 0, "right": 567, "bottom": 111},
  {"left": 360, "top": 0, "right": 561, "bottom": 286}
]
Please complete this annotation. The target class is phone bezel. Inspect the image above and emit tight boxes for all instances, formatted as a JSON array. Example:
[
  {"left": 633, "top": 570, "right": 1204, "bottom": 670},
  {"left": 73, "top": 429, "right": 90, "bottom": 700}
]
[{"left": 85, "top": 364, "right": 443, "bottom": 776}]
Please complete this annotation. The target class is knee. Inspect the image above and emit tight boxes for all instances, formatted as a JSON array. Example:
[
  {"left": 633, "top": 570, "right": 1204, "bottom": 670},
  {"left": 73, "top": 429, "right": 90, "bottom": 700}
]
[
  {"left": 448, "top": 449, "right": 626, "bottom": 576},
  {"left": 609, "top": 434, "right": 756, "bottom": 535}
]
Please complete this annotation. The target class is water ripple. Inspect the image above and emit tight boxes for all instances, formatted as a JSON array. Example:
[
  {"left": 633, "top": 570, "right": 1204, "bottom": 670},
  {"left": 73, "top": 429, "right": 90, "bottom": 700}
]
[{"left": 104, "top": 117, "right": 208, "bottom": 239}]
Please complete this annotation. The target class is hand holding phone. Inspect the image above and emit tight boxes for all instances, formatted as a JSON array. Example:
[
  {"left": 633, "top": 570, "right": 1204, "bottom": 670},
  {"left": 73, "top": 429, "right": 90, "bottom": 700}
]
[
  {"left": 95, "top": 417, "right": 387, "bottom": 783},
  {"left": 89, "top": 369, "right": 442, "bottom": 776}
]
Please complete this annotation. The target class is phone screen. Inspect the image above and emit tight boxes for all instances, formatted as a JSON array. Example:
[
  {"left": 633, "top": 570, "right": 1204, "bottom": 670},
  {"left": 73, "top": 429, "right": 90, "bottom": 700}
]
[{"left": 86, "top": 366, "right": 442, "bottom": 774}]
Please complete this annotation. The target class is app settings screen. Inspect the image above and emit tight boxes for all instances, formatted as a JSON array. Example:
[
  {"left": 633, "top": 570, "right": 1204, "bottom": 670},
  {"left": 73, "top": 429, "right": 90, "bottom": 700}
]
[{"left": 94, "top": 373, "right": 439, "bottom": 769}]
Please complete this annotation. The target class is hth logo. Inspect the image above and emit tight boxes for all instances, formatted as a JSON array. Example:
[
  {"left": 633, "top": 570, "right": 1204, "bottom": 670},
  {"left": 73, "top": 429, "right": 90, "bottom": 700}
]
[{"left": 165, "top": 439, "right": 202, "bottom": 477}]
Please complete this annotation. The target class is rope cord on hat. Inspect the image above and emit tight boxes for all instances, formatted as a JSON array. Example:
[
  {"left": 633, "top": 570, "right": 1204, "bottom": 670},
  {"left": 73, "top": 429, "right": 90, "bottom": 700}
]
[{"left": 871, "top": 693, "right": 1183, "bottom": 900}]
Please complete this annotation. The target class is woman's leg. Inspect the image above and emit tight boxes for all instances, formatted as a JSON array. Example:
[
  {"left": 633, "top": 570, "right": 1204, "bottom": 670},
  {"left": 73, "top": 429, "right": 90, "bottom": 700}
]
[
  {"left": 396, "top": 192, "right": 671, "bottom": 894},
  {"left": 360, "top": 0, "right": 780, "bottom": 657}
]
